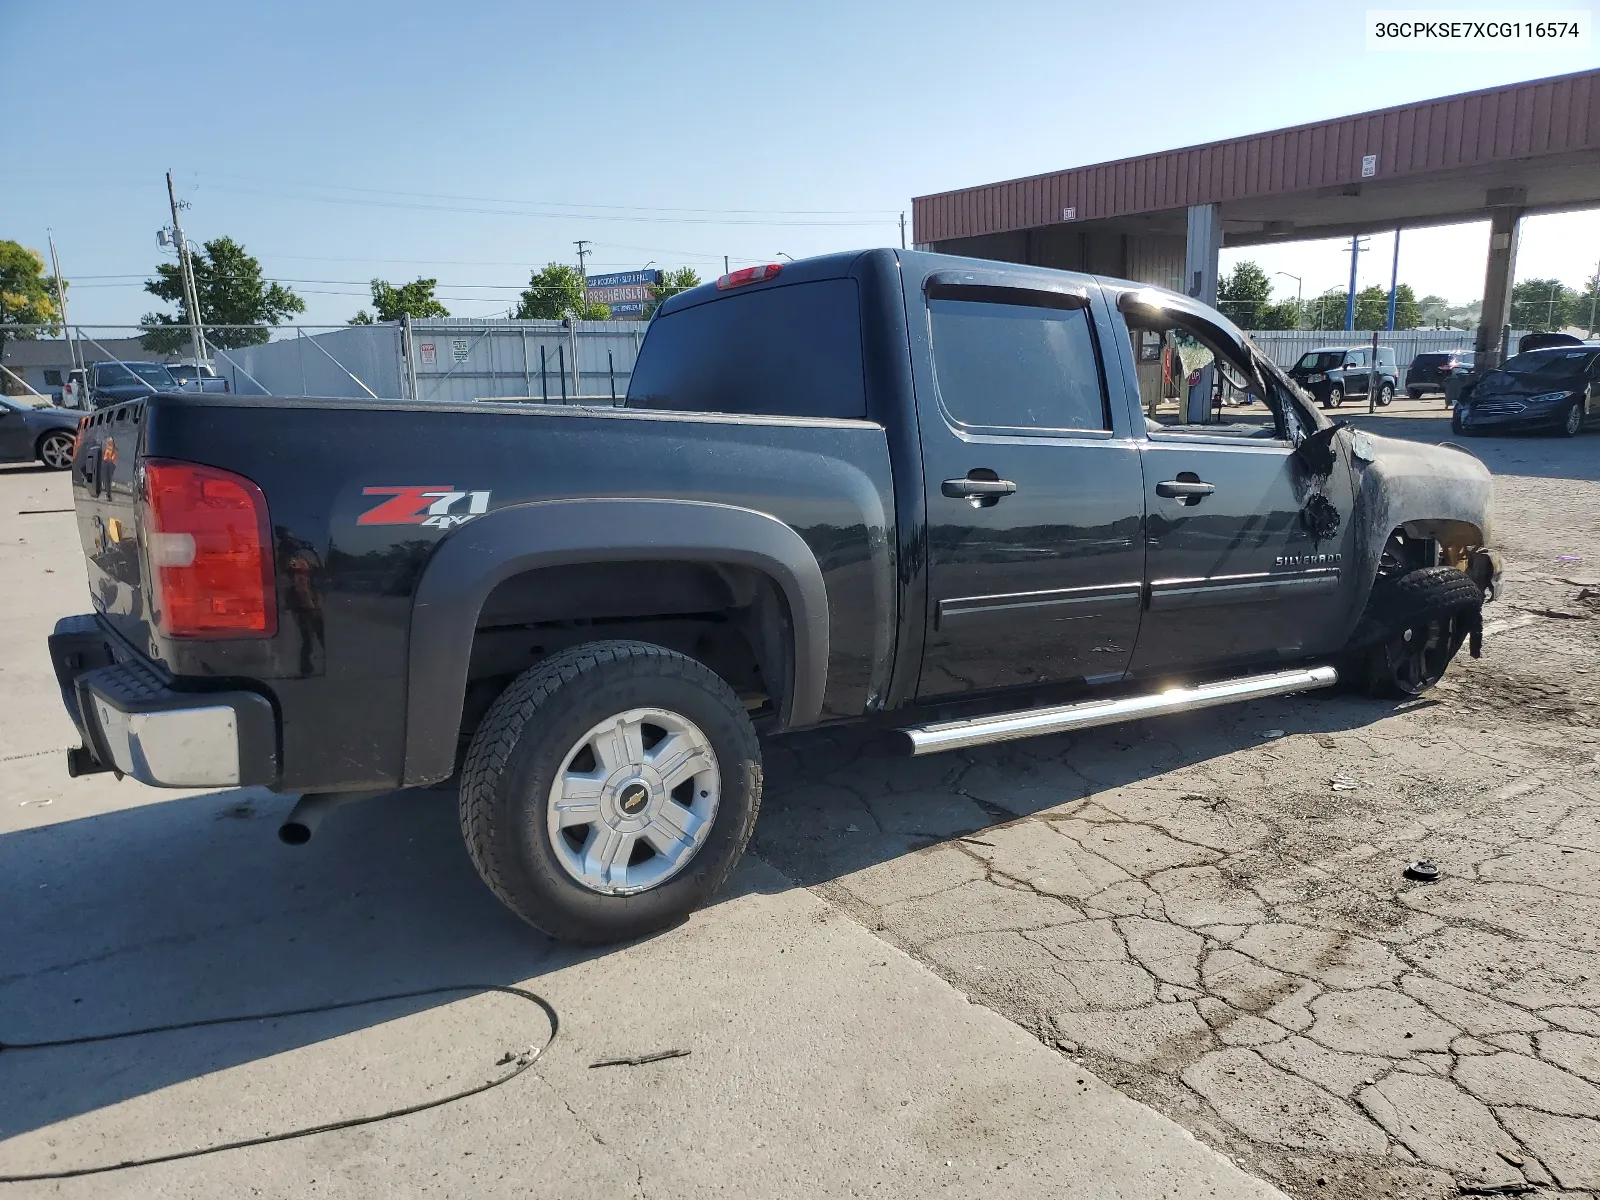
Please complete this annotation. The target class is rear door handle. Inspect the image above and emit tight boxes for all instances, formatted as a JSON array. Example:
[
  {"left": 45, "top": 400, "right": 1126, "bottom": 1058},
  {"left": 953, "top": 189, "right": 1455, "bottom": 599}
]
[
  {"left": 942, "top": 477, "right": 1017, "bottom": 499},
  {"left": 1155, "top": 479, "right": 1216, "bottom": 499}
]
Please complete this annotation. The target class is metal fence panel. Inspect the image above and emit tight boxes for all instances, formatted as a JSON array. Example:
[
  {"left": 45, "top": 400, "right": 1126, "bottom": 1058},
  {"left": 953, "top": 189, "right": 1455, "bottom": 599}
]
[
  {"left": 1248, "top": 329, "right": 1525, "bottom": 374},
  {"left": 408, "top": 318, "right": 647, "bottom": 405},
  {"left": 210, "top": 326, "right": 404, "bottom": 399}
]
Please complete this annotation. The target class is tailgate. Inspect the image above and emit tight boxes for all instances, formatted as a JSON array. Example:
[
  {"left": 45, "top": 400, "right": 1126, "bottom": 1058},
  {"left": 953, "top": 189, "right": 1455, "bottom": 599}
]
[{"left": 72, "top": 400, "right": 151, "bottom": 649}]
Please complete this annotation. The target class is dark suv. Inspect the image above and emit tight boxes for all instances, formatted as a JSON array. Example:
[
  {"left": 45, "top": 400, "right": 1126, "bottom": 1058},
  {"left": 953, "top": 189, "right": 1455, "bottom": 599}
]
[
  {"left": 1406, "top": 351, "right": 1474, "bottom": 399},
  {"left": 1287, "top": 345, "right": 1398, "bottom": 408}
]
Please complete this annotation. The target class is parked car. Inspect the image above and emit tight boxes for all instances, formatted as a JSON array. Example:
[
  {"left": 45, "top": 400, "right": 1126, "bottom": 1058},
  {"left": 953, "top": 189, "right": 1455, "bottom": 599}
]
[
  {"left": 1517, "top": 331, "right": 1584, "bottom": 355},
  {"left": 0, "top": 394, "right": 81, "bottom": 470},
  {"left": 88, "top": 360, "right": 177, "bottom": 408},
  {"left": 49, "top": 249, "right": 1500, "bottom": 944},
  {"left": 1287, "top": 345, "right": 1399, "bottom": 407},
  {"left": 1452, "top": 344, "right": 1600, "bottom": 438},
  {"left": 1406, "top": 350, "right": 1474, "bottom": 399}
]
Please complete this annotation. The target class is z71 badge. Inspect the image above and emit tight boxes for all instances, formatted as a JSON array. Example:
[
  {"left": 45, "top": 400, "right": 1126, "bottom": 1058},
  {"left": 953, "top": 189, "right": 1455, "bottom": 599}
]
[{"left": 358, "top": 485, "right": 491, "bottom": 530}]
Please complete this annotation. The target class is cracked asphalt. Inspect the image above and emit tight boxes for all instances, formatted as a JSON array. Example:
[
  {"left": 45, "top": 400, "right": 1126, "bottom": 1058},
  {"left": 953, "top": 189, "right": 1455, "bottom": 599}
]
[{"left": 756, "top": 405, "right": 1600, "bottom": 1200}]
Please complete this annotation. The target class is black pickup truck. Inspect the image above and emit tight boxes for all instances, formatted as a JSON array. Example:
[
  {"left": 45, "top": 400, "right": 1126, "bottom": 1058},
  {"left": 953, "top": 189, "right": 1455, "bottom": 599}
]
[{"left": 51, "top": 250, "right": 1500, "bottom": 942}]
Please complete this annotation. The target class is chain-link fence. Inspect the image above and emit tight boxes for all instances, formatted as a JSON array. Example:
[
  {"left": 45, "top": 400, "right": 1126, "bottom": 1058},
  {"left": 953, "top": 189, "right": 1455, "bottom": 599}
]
[{"left": 0, "top": 319, "right": 649, "bottom": 407}]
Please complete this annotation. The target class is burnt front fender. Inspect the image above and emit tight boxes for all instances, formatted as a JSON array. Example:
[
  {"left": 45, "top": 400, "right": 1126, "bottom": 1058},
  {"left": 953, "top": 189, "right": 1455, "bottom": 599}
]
[
  {"left": 1346, "top": 431, "right": 1495, "bottom": 632},
  {"left": 401, "top": 498, "right": 830, "bottom": 787}
]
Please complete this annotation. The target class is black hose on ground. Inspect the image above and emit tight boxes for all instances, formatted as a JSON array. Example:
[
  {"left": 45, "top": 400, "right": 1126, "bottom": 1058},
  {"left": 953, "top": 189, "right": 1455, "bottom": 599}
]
[{"left": 0, "top": 983, "right": 559, "bottom": 1183}]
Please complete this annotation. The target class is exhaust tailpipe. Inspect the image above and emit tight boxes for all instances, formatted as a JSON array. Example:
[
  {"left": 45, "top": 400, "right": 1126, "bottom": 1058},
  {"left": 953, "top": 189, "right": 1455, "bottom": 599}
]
[{"left": 278, "top": 790, "right": 383, "bottom": 845}]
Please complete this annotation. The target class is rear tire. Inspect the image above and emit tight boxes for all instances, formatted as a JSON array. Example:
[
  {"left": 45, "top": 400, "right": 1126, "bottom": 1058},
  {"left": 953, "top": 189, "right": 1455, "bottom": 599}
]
[
  {"left": 459, "top": 640, "right": 761, "bottom": 943},
  {"left": 1348, "top": 565, "right": 1483, "bottom": 698},
  {"left": 1407, "top": 388, "right": 1423, "bottom": 400},
  {"left": 1376, "top": 383, "right": 1394, "bottom": 407}
]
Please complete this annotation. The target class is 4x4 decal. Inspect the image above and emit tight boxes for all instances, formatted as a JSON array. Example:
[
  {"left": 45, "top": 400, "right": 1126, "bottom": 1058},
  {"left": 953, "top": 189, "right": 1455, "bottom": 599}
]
[{"left": 359, "top": 485, "right": 491, "bottom": 530}]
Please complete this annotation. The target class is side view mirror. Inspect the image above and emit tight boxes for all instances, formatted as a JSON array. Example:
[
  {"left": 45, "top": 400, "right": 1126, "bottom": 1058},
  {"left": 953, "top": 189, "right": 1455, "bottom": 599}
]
[{"left": 1294, "top": 420, "right": 1347, "bottom": 475}]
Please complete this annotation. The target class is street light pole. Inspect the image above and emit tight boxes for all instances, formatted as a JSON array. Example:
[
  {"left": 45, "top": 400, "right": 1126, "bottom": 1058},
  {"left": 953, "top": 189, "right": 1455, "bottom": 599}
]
[{"left": 1275, "top": 272, "right": 1302, "bottom": 328}]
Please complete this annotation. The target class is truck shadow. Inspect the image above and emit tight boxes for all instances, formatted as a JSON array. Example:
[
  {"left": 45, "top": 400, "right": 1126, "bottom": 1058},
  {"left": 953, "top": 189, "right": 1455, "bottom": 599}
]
[
  {"left": 0, "top": 688, "right": 1401, "bottom": 1155},
  {"left": 0, "top": 785, "right": 655, "bottom": 1154},
  {"left": 753, "top": 690, "right": 1404, "bottom": 892}
]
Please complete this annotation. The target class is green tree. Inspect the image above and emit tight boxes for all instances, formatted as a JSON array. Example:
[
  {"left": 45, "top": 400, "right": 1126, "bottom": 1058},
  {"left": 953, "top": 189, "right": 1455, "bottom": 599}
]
[
  {"left": 0, "top": 241, "right": 63, "bottom": 372},
  {"left": 1254, "top": 298, "right": 1303, "bottom": 330},
  {"left": 1580, "top": 270, "right": 1600, "bottom": 336},
  {"left": 643, "top": 267, "right": 702, "bottom": 319},
  {"left": 1510, "top": 278, "right": 1577, "bottom": 332},
  {"left": 513, "top": 263, "right": 609, "bottom": 321},
  {"left": 1305, "top": 288, "right": 1350, "bottom": 330},
  {"left": 141, "top": 236, "right": 305, "bottom": 351},
  {"left": 1216, "top": 261, "right": 1272, "bottom": 329},
  {"left": 349, "top": 277, "right": 450, "bottom": 324},
  {"left": 1353, "top": 283, "right": 1422, "bottom": 330}
]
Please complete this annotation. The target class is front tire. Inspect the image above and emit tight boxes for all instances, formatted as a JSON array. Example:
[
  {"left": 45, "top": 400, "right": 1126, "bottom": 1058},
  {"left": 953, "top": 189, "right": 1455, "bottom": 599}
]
[
  {"left": 1557, "top": 399, "right": 1583, "bottom": 438},
  {"left": 1327, "top": 385, "right": 1343, "bottom": 409},
  {"left": 459, "top": 640, "right": 761, "bottom": 943},
  {"left": 1349, "top": 565, "right": 1483, "bottom": 698},
  {"left": 37, "top": 430, "right": 76, "bottom": 470}
]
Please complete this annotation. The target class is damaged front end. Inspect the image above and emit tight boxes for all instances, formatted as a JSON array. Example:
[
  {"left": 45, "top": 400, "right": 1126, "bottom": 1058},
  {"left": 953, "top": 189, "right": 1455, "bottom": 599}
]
[{"left": 1339, "top": 431, "right": 1501, "bottom": 692}]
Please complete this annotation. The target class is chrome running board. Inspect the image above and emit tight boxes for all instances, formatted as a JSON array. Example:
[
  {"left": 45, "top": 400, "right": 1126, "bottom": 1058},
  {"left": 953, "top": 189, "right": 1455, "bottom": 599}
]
[{"left": 894, "top": 665, "right": 1339, "bottom": 756}]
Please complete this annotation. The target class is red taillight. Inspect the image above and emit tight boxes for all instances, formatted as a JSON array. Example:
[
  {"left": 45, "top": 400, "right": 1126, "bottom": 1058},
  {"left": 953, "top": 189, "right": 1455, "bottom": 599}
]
[
  {"left": 715, "top": 263, "right": 782, "bottom": 290},
  {"left": 142, "top": 459, "right": 276, "bottom": 638}
]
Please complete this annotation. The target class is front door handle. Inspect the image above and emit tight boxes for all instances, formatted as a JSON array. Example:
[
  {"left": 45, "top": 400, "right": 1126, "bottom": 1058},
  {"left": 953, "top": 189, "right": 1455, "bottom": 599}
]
[
  {"left": 1156, "top": 479, "right": 1216, "bottom": 499},
  {"left": 942, "top": 477, "right": 1017, "bottom": 500}
]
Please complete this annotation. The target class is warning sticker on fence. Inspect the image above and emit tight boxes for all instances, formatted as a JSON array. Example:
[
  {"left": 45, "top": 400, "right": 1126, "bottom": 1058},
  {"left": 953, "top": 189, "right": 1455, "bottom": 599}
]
[
  {"left": 451, "top": 339, "right": 470, "bottom": 363},
  {"left": 419, "top": 343, "right": 436, "bottom": 365}
]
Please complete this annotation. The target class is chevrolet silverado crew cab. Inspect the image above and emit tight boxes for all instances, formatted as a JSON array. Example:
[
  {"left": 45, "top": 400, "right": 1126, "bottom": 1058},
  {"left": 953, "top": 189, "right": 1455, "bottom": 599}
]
[{"left": 50, "top": 250, "right": 1501, "bottom": 943}]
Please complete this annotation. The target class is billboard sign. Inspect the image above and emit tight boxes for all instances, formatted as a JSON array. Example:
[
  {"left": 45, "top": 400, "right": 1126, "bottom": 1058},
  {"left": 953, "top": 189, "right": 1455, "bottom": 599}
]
[{"left": 586, "top": 268, "right": 661, "bottom": 318}]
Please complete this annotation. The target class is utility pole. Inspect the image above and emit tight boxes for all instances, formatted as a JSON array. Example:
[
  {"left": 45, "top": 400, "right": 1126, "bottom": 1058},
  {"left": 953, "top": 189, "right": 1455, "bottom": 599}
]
[
  {"left": 166, "top": 170, "right": 207, "bottom": 365},
  {"left": 46, "top": 233, "right": 79, "bottom": 375},
  {"left": 899, "top": 212, "right": 907, "bottom": 249},
  {"left": 1344, "top": 235, "right": 1369, "bottom": 332},
  {"left": 574, "top": 239, "right": 591, "bottom": 283},
  {"left": 1589, "top": 254, "right": 1600, "bottom": 336},
  {"left": 1385, "top": 228, "right": 1401, "bottom": 331}
]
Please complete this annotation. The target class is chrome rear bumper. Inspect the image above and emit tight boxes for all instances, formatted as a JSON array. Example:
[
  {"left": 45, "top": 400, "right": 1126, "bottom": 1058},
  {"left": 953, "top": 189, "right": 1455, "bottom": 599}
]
[{"left": 49, "top": 615, "right": 278, "bottom": 788}]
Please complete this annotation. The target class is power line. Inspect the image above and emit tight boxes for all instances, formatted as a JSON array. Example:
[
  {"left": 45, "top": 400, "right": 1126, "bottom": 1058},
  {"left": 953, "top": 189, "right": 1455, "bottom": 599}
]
[
  {"left": 193, "top": 170, "right": 899, "bottom": 218},
  {"left": 202, "top": 183, "right": 893, "bottom": 227}
]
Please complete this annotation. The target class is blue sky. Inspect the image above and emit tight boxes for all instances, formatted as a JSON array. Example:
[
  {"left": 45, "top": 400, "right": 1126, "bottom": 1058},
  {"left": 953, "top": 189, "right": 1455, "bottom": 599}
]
[{"left": 4, "top": 0, "right": 1596, "bottom": 328}]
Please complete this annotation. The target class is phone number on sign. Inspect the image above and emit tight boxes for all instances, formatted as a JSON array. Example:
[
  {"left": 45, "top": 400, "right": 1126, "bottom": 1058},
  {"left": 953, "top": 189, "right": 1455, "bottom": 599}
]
[{"left": 1374, "top": 19, "right": 1583, "bottom": 36}]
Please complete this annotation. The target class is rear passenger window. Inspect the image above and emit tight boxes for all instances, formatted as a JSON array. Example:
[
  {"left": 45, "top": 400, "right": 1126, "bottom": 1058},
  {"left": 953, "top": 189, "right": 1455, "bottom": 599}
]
[
  {"left": 627, "top": 279, "right": 866, "bottom": 419},
  {"left": 928, "top": 297, "right": 1108, "bottom": 432}
]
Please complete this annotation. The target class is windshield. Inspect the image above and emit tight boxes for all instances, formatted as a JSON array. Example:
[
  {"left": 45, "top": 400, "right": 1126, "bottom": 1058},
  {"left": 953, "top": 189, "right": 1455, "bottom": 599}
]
[
  {"left": 1492, "top": 349, "right": 1597, "bottom": 382},
  {"left": 0, "top": 395, "right": 51, "bottom": 411},
  {"left": 96, "top": 362, "right": 175, "bottom": 387},
  {"left": 1294, "top": 352, "right": 1344, "bottom": 372}
]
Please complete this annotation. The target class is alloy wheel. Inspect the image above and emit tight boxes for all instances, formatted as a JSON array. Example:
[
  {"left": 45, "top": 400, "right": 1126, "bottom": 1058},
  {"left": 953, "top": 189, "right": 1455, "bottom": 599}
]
[{"left": 545, "top": 706, "right": 721, "bottom": 896}]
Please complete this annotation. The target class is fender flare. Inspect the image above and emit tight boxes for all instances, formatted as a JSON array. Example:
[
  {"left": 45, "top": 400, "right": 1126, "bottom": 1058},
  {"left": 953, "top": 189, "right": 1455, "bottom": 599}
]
[{"left": 402, "top": 497, "right": 829, "bottom": 786}]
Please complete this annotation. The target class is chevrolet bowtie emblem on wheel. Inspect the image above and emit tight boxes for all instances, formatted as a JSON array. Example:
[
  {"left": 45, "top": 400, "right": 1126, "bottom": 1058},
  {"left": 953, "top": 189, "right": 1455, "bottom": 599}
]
[{"left": 358, "top": 485, "right": 492, "bottom": 529}]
